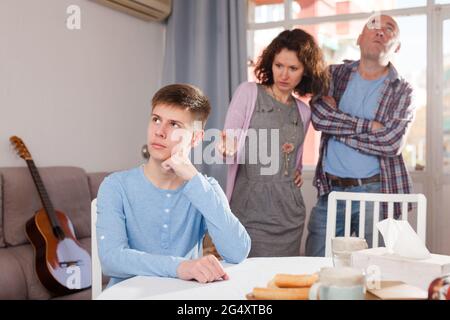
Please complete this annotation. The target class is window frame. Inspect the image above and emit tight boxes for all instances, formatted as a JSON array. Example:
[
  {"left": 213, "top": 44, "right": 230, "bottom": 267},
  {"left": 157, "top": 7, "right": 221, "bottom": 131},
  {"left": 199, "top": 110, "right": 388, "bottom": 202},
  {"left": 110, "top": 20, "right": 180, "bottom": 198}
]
[{"left": 247, "top": 0, "right": 450, "bottom": 175}]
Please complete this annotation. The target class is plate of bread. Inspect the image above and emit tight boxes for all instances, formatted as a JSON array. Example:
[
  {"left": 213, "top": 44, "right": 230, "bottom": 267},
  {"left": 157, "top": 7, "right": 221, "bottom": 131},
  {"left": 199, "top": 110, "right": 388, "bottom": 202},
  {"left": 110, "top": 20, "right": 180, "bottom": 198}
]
[{"left": 247, "top": 273, "right": 319, "bottom": 300}]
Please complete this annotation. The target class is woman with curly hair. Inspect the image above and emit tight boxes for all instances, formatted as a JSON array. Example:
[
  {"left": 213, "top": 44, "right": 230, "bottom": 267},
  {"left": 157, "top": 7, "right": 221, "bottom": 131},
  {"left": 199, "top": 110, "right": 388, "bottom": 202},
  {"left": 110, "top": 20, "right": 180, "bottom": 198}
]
[{"left": 218, "top": 29, "right": 329, "bottom": 257}]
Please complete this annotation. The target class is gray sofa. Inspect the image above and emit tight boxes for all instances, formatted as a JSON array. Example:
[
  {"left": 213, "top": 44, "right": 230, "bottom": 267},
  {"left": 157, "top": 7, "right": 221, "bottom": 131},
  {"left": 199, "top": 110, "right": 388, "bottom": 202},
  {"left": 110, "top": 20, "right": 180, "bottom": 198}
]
[{"left": 0, "top": 166, "right": 109, "bottom": 299}]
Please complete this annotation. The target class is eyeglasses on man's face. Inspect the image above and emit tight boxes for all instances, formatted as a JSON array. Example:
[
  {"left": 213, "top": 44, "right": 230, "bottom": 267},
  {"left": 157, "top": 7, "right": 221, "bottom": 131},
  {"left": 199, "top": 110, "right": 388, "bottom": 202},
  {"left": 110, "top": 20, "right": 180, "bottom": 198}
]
[{"left": 366, "top": 17, "right": 397, "bottom": 38}]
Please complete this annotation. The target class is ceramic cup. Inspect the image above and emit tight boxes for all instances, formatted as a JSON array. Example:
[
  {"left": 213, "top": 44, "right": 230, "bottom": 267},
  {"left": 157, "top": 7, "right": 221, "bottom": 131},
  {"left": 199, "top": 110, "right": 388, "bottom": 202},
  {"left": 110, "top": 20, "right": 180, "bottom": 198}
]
[{"left": 309, "top": 267, "right": 366, "bottom": 300}]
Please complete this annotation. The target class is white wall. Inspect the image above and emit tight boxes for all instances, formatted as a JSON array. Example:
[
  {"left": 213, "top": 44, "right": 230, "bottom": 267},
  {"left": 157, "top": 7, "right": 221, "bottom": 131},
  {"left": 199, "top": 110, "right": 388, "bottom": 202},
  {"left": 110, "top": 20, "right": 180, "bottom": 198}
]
[{"left": 0, "top": 0, "right": 165, "bottom": 172}]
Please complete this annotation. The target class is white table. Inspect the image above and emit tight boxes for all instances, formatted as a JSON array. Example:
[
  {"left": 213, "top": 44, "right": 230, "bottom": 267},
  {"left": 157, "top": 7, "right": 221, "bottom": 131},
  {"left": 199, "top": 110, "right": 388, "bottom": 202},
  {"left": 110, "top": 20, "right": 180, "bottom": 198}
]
[{"left": 97, "top": 257, "right": 333, "bottom": 300}]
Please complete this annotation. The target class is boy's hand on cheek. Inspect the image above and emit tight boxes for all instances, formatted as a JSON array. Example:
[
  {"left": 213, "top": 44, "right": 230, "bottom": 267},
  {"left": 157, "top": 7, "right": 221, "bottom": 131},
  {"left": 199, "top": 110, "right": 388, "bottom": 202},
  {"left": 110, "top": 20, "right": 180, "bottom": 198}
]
[{"left": 161, "top": 148, "right": 198, "bottom": 181}]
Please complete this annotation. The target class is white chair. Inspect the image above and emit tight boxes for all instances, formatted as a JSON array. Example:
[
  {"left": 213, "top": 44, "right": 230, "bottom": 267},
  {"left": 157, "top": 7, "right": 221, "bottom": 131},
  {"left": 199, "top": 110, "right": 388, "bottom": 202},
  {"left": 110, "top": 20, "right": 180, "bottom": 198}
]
[
  {"left": 325, "top": 191, "right": 427, "bottom": 257},
  {"left": 91, "top": 198, "right": 102, "bottom": 299}
]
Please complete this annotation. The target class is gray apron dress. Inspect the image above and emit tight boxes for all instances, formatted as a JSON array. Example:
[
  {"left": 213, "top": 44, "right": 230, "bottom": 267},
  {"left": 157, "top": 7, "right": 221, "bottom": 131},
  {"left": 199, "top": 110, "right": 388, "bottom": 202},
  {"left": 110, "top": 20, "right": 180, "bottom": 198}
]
[{"left": 230, "top": 84, "right": 306, "bottom": 257}]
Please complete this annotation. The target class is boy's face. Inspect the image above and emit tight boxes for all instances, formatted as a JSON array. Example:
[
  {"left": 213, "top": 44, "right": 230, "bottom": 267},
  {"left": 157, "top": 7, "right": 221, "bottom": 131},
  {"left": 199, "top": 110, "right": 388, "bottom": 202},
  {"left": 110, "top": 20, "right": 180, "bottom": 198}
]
[{"left": 147, "top": 104, "right": 201, "bottom": 162}]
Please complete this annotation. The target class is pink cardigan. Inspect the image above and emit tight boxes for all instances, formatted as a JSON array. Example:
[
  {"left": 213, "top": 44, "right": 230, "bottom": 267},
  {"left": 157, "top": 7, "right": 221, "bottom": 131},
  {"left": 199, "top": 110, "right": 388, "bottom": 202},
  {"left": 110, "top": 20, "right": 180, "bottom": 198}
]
[{"left": 223, "top": 81, "right": 311, "bottom": 201}]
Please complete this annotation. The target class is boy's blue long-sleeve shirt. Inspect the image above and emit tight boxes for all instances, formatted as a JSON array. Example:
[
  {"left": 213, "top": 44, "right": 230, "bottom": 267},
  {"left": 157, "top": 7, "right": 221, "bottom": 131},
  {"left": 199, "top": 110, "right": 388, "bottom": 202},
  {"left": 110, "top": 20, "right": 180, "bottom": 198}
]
[{"left": 96, "top": 166, "right": 251, "bottom": 287}]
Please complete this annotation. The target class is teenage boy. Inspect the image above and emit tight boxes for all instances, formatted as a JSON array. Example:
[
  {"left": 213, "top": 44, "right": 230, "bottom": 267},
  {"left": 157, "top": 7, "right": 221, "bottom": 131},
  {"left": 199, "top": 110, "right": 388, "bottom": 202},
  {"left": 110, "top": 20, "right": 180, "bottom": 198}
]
[{"left": 97, "top": 84, "right": 251, "bottom": 287}]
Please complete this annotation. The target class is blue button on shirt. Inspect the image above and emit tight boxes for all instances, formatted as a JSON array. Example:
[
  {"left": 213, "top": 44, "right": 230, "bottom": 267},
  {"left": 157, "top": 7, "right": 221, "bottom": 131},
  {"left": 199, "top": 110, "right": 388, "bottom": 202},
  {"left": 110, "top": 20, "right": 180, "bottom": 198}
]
[
  {"left": 325, "top": 71, "right": 386, "bottom": 178},
  {"left": 96, "top": 166, "right": 251, "bottom": 287}
]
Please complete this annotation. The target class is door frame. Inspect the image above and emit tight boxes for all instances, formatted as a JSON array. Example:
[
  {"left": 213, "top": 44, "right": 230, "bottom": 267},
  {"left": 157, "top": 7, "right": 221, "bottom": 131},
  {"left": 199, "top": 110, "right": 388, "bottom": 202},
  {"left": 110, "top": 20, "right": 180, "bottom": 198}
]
[{"left": 426, "top": 4, "right": 450, "bottom": 254}]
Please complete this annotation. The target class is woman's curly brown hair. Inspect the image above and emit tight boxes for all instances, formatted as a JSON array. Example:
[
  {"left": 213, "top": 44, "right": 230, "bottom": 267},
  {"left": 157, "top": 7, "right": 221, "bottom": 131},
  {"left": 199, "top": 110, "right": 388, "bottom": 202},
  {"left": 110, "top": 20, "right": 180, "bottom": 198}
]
[{"left": 254, "top": 29, "right": 329, "bottom": 97}]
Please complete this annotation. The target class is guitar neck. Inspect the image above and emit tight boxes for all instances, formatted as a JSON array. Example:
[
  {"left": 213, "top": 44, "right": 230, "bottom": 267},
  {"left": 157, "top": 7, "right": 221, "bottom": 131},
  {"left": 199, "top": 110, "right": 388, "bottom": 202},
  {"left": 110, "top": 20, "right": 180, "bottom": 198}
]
[{"left": 25, "top": 160, "right": 62, "bottom": 231}]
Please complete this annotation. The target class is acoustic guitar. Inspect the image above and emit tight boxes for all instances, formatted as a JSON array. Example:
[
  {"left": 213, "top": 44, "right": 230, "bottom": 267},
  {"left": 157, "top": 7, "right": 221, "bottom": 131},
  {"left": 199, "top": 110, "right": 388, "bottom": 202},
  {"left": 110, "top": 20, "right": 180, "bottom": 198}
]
[{"left": 10, "top": 136, "right": 92, "bottom": 295}]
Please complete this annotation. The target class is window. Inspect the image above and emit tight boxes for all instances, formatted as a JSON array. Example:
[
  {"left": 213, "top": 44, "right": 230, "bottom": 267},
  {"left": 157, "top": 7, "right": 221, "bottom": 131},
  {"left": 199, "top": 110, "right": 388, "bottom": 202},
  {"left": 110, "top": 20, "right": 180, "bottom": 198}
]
[
  {"left": 247, "top": 27, "right": 284, "bottom": 80},
  {"left": 248, "top": 0, "right": 285, "bottom": 23},
  {"left": 247, "top": 0, "right": 431, "bottom": 169},
  {"left": 288, "top": 0, "right": 426, "bottom": 19}
]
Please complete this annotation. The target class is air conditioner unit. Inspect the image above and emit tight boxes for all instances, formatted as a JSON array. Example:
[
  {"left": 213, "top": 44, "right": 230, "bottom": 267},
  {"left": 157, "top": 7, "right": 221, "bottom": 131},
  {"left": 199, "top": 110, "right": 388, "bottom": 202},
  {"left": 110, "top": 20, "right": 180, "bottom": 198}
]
[{"left": 94, "top": 0, "right": 172, "bottom": 22}]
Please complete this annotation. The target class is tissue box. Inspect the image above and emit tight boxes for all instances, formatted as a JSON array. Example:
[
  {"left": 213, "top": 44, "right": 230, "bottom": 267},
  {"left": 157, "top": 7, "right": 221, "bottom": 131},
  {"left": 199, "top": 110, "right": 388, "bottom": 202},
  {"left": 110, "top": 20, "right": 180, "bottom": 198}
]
[{"left": 351, "top": 247, "right": 450, "bottom": 291}]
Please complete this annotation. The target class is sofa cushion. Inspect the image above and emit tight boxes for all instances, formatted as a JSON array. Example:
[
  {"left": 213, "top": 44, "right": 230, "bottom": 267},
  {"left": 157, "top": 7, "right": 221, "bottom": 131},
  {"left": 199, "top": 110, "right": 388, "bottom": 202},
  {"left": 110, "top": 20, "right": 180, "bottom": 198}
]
[
  {"left": 0, "top": 248, "right": 27, "bottom": 299},
  {"left": 7, "top": 244, "right": 52, "bottom": 299},
  {"left": 9, "top": 237, "right": 92, "bottom": 299},
  {"left": 0, "top": 167, "right": 92, "bottom": 246},
  {"left": 88, "top": 172, "right": 109, "bottom": 200},
  {"left": 0, "top": 173, "right": 5, "bottom": 247}
]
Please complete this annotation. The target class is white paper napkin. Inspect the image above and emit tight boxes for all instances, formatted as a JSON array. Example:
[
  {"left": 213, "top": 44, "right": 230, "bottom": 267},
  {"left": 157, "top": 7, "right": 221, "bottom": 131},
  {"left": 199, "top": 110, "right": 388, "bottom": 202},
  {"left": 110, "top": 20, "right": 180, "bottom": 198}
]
[{"left": 377, "top": 218, "right": 431, "bottom": 260}]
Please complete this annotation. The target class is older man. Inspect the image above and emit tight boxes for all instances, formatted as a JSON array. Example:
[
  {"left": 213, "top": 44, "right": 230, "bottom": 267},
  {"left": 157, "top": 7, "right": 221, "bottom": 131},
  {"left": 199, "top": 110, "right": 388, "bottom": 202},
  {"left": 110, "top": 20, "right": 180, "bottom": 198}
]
[{"left": 306, "top": 15, "right": 416, "bottom": 256}]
